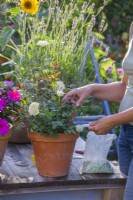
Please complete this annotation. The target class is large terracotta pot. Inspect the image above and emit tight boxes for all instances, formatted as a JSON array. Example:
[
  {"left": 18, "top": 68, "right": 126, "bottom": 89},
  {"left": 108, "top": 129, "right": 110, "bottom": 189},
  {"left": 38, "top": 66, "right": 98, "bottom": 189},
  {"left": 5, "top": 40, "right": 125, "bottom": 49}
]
[
  {"left": 28, "top": 132, "right": 79, "bottom": 177},
  {"left": 0, "top": 129, "right": 12, "bottom": 166}
]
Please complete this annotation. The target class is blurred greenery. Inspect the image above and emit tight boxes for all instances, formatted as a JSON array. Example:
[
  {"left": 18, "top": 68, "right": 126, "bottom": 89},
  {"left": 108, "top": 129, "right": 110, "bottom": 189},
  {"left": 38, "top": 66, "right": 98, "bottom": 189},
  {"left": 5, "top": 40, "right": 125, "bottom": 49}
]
[{"left": 0, "top": 0, "right": 131, "bottom": 139}]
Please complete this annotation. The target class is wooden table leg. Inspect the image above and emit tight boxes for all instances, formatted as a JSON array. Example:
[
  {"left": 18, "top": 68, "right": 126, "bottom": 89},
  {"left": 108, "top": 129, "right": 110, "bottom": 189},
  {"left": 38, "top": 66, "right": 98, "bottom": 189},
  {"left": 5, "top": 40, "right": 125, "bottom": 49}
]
[{"left": 103, "top": 187, "right": 125, "bottom": 200}]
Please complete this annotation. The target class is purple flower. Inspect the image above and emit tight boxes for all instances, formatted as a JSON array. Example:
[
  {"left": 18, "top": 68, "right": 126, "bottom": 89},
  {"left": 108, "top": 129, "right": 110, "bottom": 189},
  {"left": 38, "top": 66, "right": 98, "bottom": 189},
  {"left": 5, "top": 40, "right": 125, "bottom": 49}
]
[
  {"left": 117, "top": 68, "right": 124, "bottom": 75},
  {"left": 0, "top": 118, "right": 10, "bottom": 136},
  {"left": 8, "top": 23, "right": 14, "bottom": 28},
  {"left": 8, "top": 90, "right": 21, "bottom": 102},
  {"left": 0, "top": 97, "right": 8, "bottom": 111},
  {"left": 4, "top": 80, "right": 14, "bottom": 87},
  {"left": 106, "top": 66, "right": 113, "bottom": 75}
]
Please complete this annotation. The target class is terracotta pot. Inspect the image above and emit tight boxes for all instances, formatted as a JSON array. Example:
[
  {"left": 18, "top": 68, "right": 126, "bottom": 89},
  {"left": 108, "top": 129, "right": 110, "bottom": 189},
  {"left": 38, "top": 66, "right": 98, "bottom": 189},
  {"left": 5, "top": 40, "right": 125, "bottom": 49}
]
[
  {"left": 28, "top": 132, "right": 79, "bottom": 177},
  {"left": 9, "top": 120, "right": 30, "bottom": 144},
  {"left": 0, "top": 129, "right": 12, "bottom": 166}
]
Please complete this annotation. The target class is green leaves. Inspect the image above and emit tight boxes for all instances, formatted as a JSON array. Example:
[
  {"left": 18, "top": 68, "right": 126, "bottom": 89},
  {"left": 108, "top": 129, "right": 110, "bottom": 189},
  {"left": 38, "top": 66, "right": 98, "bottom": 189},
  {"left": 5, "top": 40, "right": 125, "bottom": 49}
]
[
  {"left": 5, "top": 7, "right": 21, "bottom": 17},
  {"left": 0, "top": 27, "right": 15, "bottom": 51},
  {"left": 1, "top": 0, "right": 12, "bottom": 6},
  {"left": 99, "top": 58, "right": 117, "bottom": 82},
  {"left": 94, "top": 47, "right": 106, "bottom": 60},
  {"left": 27, "top": 99, "right": 77, "bottom": 137},
  {"left": 52, "top": 121, "right": 64, "bottom": 130}
]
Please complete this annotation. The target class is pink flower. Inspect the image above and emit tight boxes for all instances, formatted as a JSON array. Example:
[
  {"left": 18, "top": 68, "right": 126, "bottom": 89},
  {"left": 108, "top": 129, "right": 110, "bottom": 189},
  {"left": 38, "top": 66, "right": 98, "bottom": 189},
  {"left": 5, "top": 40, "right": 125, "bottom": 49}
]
[
  {"left": 0, "top": 97, "right": 8, "bottom": 111},
  {"left": 0, "top": 118, "right": 10, "bottom": 136},
  {"left": 117, "top": 68, "right": 124, "bottom": 75},
  {"left": 7, "top": 90, "right": 21, "bottom": 102}
]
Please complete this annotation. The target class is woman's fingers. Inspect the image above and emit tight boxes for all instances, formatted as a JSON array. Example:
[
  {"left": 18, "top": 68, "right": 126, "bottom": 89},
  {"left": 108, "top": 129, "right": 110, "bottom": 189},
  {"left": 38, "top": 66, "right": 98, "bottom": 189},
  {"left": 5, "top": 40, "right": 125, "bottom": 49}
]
[
  {"left": 75, "top": 97, "right": 84, "bottom": 106},
  {"left": 70, "top": 95, "right": 79, "bottom": 104},
  {"left": 89, "top": 118, "right": 112, "bottom": 135},
  {"left": 62, "top": 90, "right": 79, "bottom": 105},
  {"left": 61, "top": 88, "right": 88, "bottom": 106},
  {"left": 61, "top": 93, "right": 72, "bottom": 104}
]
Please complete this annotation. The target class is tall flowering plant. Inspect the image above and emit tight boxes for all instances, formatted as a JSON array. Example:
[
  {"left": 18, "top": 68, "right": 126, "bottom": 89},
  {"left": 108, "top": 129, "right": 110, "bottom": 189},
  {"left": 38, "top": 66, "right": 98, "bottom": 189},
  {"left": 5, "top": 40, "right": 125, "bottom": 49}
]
[
  {"left": 0, "top": 81, "right": 21, "bottom": 136},
  {"left": 0, "top": 0, "right": 108, "bottom": 137}
]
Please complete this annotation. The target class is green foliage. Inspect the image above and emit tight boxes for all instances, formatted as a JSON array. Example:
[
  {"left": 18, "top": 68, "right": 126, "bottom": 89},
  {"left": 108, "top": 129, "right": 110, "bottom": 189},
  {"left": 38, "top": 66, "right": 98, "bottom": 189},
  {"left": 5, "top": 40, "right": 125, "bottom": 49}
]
[
  {"left": 0, "top": 27, "right": 15, "bottom": 51},
  {"left": 0, "top": 0, "right": 108, "bottom": 137},
  {"left": 28, "top": 102, "right": 77, "bottom": 137},
  {"left": 0, "top": 0, "right": 111, "bottom": 137},
  {"left": 103, "top": 0, "right": 133, "bottom": 34},
  {"left": 99, "top": 58, "right": 117, "bottom": 83}
]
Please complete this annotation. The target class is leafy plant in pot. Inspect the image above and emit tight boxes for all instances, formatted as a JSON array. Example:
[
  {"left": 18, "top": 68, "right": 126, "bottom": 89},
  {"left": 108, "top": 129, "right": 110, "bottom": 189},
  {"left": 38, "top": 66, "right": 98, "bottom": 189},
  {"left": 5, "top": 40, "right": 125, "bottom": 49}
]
[{"left": 26, "top": 77, "right": 79, "bottom": 177}]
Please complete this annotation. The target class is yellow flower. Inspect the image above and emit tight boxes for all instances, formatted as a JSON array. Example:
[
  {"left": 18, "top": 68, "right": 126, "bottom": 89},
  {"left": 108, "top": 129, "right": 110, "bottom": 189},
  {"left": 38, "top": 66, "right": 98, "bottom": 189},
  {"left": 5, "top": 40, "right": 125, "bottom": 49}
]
[
  {"left": 20, "top": 0, "right": 39, "bottom": 15},
  {"left": 50, "top": 75, "right": 55, "bottom": 79}
]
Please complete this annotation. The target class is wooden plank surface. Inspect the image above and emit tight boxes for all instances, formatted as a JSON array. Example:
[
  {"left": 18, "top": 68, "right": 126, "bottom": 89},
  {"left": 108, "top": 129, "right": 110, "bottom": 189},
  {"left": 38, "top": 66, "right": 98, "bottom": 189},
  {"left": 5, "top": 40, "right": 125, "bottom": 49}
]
[{"left": 0, "top": 137, "right": 127, "bottom": 190}]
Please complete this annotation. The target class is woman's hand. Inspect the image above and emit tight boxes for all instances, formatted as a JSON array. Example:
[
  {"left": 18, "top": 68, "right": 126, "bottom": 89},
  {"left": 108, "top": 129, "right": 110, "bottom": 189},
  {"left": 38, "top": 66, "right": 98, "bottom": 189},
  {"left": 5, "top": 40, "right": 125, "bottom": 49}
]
[
  {"left": 61, "top": 85, "right": 92, "bottom": 106},
  {"left": 89, "top": 115, "right": 116, "bottom": 135}
]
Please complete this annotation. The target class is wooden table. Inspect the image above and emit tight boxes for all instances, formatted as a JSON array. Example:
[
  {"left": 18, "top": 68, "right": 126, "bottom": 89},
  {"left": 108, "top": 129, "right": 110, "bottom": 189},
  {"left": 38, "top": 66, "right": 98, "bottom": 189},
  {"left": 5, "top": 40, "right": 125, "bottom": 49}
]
[{"left": 0, "top": 138, "right": 126, "bottom": 200}]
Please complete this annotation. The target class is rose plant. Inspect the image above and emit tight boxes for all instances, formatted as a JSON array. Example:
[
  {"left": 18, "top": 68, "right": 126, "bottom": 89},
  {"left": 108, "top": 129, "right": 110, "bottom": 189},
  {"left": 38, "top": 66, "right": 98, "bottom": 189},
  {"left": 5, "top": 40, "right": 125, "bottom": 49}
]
[
  {"left": 0, "top": 80, "right": 21, "bottom": 135},
  {"left": 0, "top": 0, "right": 108, "bottom": 137},
  {"left": 26, "top": 78, "right": 77, "bottom": 137}
]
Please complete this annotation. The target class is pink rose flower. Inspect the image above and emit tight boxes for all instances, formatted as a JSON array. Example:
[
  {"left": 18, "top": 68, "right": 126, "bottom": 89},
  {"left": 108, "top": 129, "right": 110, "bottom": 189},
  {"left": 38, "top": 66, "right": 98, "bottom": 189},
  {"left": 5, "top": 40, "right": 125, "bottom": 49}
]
[
  {"left": 0, "top": 97, "right": 8, "bottom": 111},
  {"left": 0, "top": 118, "right": 10, "bottom": 136},
  {"left": 7, "top": 90, "right": 21, "bottom": 102}
]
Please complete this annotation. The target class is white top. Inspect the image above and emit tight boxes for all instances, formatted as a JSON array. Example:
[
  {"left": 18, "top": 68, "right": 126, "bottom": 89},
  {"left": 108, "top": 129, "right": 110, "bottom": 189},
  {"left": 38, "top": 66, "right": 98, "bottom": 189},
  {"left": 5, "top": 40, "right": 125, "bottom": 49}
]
[{"left": 119, "top": 22, "right": 133, "bottom": 124}]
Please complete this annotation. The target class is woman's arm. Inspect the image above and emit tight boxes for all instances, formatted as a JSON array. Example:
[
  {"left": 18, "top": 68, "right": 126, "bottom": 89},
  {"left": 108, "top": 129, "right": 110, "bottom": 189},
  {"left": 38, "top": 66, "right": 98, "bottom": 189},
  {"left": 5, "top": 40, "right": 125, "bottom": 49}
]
[
  {"left": 62, "top": 73, "right": 128, "bottom": 106},
  {"left": 89, "top": 107, "right": 133, "bottom": 135},
  {"left": 90, "top": 73, "right": 128, "bottom": 102}
]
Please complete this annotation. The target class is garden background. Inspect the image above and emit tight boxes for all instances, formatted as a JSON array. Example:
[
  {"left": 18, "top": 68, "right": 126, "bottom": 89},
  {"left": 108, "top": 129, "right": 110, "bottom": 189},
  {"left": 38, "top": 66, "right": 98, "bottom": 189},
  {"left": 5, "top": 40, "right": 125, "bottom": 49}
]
[{"left": 0, "top": 0, "right": 133, "bottom": 136}]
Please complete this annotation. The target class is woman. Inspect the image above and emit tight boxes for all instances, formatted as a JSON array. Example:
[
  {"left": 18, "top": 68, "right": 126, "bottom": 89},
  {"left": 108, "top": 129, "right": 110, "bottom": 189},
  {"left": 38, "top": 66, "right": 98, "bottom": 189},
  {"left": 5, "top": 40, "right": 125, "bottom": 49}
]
[{"left": 62, "top": 22, "right": 133, "bottom": 200}]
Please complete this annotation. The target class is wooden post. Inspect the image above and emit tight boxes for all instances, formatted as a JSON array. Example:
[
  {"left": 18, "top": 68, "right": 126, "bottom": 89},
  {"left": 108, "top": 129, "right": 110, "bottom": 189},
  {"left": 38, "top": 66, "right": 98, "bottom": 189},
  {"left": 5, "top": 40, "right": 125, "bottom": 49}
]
[{"left": 103, "top": 187, "right": 125, "bottom": 200}]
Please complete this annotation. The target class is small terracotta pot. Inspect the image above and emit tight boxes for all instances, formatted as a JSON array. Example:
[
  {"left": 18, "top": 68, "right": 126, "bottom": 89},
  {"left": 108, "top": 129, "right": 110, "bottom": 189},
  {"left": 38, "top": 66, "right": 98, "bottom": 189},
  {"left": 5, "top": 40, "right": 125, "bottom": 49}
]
[
  {"left": 0, "top": 129, "right": 12, "bottom": 166},
  {"left": 9, "top": 120, "right": 30, "bottom": 144},
  {"left": 28, "top": 132, "right": 79, "bottom": 177}
]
